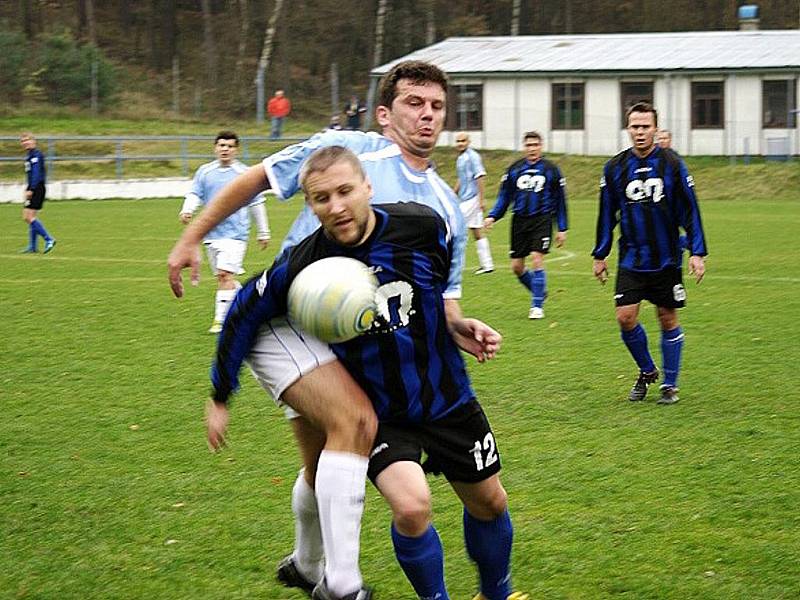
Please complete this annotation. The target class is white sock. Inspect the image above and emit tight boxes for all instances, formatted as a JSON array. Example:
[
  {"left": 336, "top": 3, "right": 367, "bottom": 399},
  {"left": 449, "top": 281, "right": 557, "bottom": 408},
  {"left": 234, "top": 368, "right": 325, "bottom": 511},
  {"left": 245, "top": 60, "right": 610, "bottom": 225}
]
[
  {"left": 315, "top": 450, "right": 368, "bottom": 596},
  {"left": 291, "top": 469, "right": 324, "bottom": 583},
  {"left": 477, "top": 237, "right": 494, "bottom": 270},
  {"left": 214, "top": 288, "right": 237, "bottom": 324}
]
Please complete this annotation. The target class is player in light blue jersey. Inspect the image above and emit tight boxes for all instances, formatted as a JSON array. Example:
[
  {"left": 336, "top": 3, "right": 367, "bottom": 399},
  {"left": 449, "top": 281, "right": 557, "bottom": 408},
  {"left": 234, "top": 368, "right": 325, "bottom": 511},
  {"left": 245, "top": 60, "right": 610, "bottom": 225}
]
[
  {"left": 169, "top": 62, "right": 519, "bottom": 600},
  {"left": 179, "top": 131, "right": 270, "bottom": 333},
  {"left": 454, "top": 132, "right": 494, "bottom": 274}
]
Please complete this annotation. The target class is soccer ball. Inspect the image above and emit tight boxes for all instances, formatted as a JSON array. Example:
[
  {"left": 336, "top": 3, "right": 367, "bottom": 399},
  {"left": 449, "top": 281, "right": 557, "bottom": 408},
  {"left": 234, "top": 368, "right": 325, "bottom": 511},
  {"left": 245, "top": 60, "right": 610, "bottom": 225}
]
[{"left": 288, "top": 256, "right": 378, "bottom": 343}]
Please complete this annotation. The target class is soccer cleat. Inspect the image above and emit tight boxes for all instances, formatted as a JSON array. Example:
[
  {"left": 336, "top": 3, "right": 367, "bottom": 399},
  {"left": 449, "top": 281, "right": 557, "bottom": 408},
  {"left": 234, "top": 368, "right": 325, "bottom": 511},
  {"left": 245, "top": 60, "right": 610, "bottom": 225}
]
[
  {"left": 43, "top": 239, "right": 56, "bottom": 254},
  {"left": 474, "top": 266, "right": 494, "bottom": 275},
  {"left": 657, "top": 385, "right": 680, "bottom": 405},
  {"left": 208, "top": 321, "right": 223, "bottom": 334},
  {"left": 311, "top": 579, "right": 373, "bottom": 600},
  {"left": 276, "top": 555, "right": 318, "bottom": 595},
  {"left": 472, "top": 593, "right": 530, "bottom": 600},
  {"left": 628, "top": 368, "right": 660, "bottom": 401},
  {"left": 19, "top": 247, "right": 37, "bottom": 253},
  {"left": 528, "top": 306, "right": 544, "bottom": 320}
]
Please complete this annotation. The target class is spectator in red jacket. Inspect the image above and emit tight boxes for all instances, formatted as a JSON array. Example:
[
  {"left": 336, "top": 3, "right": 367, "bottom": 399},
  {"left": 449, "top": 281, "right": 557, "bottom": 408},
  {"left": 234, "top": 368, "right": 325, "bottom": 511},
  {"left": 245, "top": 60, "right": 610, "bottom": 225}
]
[{"left": 268, "top": 89, "right": 292, "bottom": 140}]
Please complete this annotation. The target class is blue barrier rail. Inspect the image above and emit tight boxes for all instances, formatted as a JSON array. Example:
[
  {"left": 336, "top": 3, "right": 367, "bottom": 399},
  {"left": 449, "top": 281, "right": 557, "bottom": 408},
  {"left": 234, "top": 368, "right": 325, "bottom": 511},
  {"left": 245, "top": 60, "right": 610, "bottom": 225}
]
[{"left": 0, "top": 135, "right": 305, "bottom": 179}]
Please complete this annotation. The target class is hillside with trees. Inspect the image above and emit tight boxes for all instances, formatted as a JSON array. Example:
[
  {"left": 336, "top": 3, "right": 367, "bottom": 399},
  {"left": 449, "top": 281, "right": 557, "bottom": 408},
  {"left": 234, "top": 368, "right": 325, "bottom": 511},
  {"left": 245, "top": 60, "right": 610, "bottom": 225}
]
[{"left": 2, "top": 0, "right": 798, "bottom": 121}]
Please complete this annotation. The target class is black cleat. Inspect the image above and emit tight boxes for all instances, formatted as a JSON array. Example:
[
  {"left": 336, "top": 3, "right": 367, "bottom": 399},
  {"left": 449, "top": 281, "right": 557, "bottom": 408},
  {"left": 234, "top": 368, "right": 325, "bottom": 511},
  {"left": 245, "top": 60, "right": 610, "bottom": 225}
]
[
  {"left": 312, "top": 579, "right": 373, "bottom": 600},
  {"left": 628, "top": 368, "right": 659, "bottom": 401},
  {"left": 657, "top": 385, "right": 680, "bottom": 405},
  {"left": 276, "top": 555, "right": 318, "bottom": 596}
]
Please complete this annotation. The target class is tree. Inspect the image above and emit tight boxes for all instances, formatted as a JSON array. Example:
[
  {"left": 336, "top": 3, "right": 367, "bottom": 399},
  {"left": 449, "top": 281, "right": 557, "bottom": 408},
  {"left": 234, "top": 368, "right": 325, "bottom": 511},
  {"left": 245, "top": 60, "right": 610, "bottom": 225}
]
[
  {"left": 200, "top": 0, "right": 219, "bottom": 88},
  {"left": 255, "top": 0, "right": 285, "bottom": 123}
]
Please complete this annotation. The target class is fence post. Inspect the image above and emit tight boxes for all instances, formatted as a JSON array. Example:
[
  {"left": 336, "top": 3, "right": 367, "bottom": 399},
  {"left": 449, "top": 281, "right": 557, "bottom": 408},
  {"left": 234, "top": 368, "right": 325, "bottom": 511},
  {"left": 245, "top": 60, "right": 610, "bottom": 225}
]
[
  {"left": 181, "top": 138, "right": 189, "bottom": 177},
  {"left": 115, "top": 140, "right": 123, "bottom": 179},
  {"left": 46, "top": 138, "right": 55, "bottom": 179}
]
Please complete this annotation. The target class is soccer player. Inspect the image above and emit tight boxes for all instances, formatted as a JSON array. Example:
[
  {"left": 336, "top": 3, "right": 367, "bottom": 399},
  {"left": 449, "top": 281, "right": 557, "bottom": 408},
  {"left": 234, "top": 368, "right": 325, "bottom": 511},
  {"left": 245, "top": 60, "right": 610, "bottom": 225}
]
[
  {"left": 657, "top": 129, "right": 673, "bottom": 149},
  {"left": 180, "top": 131, "right": 270, "bottom": 333},
  {"left": 454, "top": 132, "right": 494, "bottom": 274},
  {"left": 591, "top": 102, "right": 708, "bottom": 405},
  {"left": 484, "top": 132, "right": 568, "bottom": 319},
  {"left": 211, "top": 146, "right": 526, "bottom": 600},
  {"left": 19, "top": 133, "right": 55, "bottom": 254},
  {"left": 169, "top": 61, "right": 468, "bottom": 600}
]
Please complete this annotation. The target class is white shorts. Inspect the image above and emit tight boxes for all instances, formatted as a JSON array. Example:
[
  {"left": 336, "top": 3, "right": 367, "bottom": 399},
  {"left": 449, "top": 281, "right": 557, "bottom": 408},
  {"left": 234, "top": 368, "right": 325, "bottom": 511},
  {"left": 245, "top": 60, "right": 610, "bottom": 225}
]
[
  {"left": 204, "top": 239, "right": 247, "bottom": 275},
  {"left": 459, "top": 197, "right": 485, "bottom": 229},
  {"left": 245, "top": 316, "right": 337, "bottom": 419}
]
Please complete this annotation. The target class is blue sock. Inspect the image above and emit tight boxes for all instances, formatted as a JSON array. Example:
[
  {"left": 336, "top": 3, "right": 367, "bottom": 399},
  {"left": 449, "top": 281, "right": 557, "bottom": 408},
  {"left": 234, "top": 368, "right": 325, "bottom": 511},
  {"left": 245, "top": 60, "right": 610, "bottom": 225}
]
[
  {"left": 532, "top": 269, "right": 546, "bottom": 308},
  {"left": 463, "top": 509, "right": 513, "bottom": 600},
  {"left": 32, "top": 219, "right": 52, "bottom": 242},
  {"left": 28, "top": 222, "right": 37, "bottom": 250},
  {"left": 621, "top": 324, "right": 657, "bottom": 373},
  {"left": 661, "top": 326, "right": 684, "bottom": 388},
  {"left": 391, "top": 523, "right": 449, "bottom": 600},
  {"left": 517, "top": 270, "right": 533, "bottom": 292}
]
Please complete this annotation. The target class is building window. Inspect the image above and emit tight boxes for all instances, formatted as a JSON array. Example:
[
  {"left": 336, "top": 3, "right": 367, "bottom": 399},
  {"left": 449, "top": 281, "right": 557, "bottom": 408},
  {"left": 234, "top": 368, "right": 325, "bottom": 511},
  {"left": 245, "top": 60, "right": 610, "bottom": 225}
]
[
  {"left": 763, "top": 80, "right": 797, "bottom": 128},
  {"left": 551, "top": 83, "right": 584, "bottom": 130},
  {"left": 691, "top": 81, "right": 724, "bottom": 129},
  {"left": 446, "top": 84, "right": 483, "bottom": 130},
  {"left": 620, "top": 81, "right": 654, "bottom": 128}
]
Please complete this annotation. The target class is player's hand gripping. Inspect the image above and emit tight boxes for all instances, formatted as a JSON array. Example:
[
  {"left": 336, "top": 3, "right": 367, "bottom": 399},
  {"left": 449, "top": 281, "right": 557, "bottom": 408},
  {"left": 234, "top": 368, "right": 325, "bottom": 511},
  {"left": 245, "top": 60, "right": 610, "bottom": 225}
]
[
  {"left": 205, "top": 399, "right": 230, "bottom": 451},
  {"left": 167, "top": 239, "right": 202, "bottom": 298},
  {"left": 593, "top": 259, "right": 609, "bottom": 285}
]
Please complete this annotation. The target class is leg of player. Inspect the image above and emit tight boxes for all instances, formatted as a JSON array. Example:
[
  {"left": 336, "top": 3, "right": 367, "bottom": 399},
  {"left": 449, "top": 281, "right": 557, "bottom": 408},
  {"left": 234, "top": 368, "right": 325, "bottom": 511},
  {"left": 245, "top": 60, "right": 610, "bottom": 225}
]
[
  {"left": 281, "top": 361, "right": 377, "bottom": 599},
  {"left": 473, "top": 228, "right": 494, "bottom": 274},
  {"left": 656, "top": 306, "right": 683, "bottom": 405},
  {"left": 617, "top": 303, "right": 659, "bottom": 401},
  {"left": 450, "top": 475, "right": 522, "bottom": 600},
  {"left": 375, "top": 461, "right": 449, "bottom": 600},
  {"left": 21, "top": 208, "right": 38, "bottom": 252},
  {"left": 529, "top": 251, "right": 546, "bottom": 318},
  {"left": 277, "top": 417, "right": 328, "bottom": 593}
]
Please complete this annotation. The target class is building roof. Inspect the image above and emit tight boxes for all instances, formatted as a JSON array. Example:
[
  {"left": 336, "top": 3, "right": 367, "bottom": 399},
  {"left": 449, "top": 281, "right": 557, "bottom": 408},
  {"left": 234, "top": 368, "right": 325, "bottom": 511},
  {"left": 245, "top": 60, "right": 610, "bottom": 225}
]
[{"left": 372, "top": 31, "right": 800, "bottom": 76}]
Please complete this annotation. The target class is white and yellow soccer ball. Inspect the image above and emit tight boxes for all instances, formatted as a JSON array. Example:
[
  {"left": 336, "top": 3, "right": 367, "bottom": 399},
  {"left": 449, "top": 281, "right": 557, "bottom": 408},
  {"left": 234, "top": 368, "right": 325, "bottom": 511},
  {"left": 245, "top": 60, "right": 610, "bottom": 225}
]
[{"left": 288, "top": 256, "right": 378, "bottom": 343}]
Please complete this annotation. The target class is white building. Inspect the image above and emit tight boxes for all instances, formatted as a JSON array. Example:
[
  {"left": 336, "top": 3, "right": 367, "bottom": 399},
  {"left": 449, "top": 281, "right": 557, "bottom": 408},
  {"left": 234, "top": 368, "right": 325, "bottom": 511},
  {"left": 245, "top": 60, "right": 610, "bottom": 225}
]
[{"left": 372, "top": 30, "right": 800, "bottom": 156}]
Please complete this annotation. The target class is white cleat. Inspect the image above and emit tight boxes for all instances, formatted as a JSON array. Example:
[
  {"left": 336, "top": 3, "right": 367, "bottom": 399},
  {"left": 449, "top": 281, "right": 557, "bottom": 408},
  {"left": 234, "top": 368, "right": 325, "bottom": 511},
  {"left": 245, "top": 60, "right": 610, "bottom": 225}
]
[
  {"left": 528, "top": 307, "right": 544, "bottom": 320},
  {"left": 208, "top": 321, "right": 223, "bottom": 334}
]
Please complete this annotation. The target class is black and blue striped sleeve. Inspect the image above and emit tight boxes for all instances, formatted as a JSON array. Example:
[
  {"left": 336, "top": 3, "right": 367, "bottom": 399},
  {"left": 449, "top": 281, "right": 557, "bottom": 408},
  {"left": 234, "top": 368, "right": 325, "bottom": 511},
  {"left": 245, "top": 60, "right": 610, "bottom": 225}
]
[
  {"left": 675, "top": 159, "right": 708, "bottom": 257},
  {"left": 210, "top": 263, "right": 291, "bottom": 403}
]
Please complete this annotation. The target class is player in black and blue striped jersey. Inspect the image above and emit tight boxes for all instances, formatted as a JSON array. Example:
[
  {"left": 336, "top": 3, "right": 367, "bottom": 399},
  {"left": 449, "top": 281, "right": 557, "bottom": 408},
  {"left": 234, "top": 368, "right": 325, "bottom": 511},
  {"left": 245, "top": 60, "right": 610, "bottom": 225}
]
[
  {"left": 592, "top": 102, "right": 708, "bottom": 405},
  {"left": 212, "top": 147, "right": 526, "bottom": 600},
  {"left": 19, "top": 133, "right": 56, "bottom": 254},
  {"left": 485, "top": 132, "right": 568, "bottom": 320}
]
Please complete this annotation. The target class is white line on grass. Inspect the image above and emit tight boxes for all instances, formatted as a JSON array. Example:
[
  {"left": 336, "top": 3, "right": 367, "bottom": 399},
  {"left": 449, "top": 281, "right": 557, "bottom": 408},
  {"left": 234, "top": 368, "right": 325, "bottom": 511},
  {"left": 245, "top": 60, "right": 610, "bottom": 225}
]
[{"left": 0, "top": 254, "right": 163, "bottom": 264}]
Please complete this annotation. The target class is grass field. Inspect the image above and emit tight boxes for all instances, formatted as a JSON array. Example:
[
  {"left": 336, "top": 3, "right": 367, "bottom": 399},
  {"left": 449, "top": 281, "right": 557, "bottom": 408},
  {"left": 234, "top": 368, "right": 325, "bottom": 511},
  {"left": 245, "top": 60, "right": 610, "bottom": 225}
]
[{"left": 2, "top": 163, "right": 800, "bottom": 599}]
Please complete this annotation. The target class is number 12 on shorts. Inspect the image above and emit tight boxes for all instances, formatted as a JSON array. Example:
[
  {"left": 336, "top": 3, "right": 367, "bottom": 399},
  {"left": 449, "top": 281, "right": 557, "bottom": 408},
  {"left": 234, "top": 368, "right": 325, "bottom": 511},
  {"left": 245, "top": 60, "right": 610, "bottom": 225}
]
[{"left": 470, "top": 432, "right": 498, "bottom": 471}]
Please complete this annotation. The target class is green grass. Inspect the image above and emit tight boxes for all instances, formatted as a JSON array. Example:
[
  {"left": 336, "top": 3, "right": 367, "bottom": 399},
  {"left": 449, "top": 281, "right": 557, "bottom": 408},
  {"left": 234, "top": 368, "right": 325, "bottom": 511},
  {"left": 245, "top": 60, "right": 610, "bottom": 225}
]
[{"left": 2, "top": 177, "right": 800, "bottom": 599}]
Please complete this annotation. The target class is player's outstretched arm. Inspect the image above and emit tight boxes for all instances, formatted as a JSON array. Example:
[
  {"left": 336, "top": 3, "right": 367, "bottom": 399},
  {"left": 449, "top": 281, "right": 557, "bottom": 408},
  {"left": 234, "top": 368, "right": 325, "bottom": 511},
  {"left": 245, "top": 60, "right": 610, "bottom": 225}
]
[
  {"left": 167, "top": 165, "right": 268, "bottom": 297},
  {"left": 205, "top": 399, "right": 229, "bottom": 451},
  {"left": 444, "top": 299, "right": 502, "bottom": 363}
]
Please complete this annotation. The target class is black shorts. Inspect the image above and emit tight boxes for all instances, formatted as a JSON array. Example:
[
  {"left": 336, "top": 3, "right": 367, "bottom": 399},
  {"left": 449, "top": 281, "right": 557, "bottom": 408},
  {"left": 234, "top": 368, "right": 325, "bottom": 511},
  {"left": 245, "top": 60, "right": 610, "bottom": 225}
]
[
  {"left": 615, "top": 267, "right": 686, "bottom": 309},
  {"left": 510, "top": 213, "right": 552, "bottom": 258},
  {"left": 24, "top": 184, "right": 46, "bottom": 210},
  {"left": 367, "top": 399, "right": 502, "bottom": 484}
]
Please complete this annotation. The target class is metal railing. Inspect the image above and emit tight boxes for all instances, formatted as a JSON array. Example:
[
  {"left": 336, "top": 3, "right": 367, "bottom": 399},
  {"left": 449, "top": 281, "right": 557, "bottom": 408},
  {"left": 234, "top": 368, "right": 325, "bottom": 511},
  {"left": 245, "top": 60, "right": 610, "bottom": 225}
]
[{"left": 0, "top": 135, "right": 305, "bottom": 179}]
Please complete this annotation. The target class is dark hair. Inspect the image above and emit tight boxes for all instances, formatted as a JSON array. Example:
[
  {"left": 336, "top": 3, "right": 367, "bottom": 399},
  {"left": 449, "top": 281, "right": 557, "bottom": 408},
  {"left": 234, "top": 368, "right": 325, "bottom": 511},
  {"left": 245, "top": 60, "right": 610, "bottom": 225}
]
[
  {"left": 626, "top": 102, "right": 658, "bottom": 127},
  {"left": 377, "top": 60, "right": 448, "bottom": 108},
  {"left": 215, "top": 130, "right": 239, "bottom": 145},
  {"left": 523, "top": 131, "right": 542, "bottom": 142}
]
